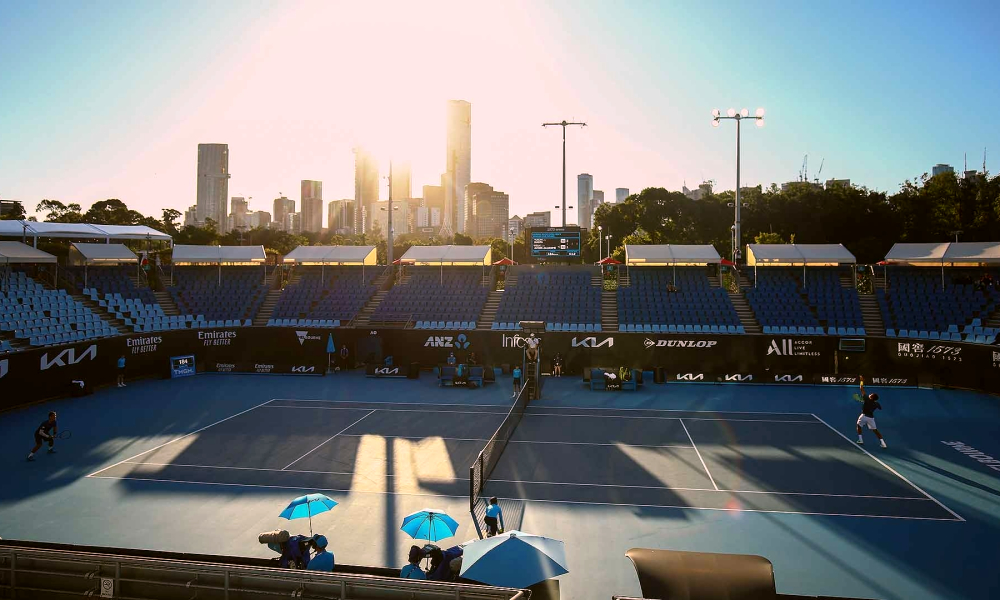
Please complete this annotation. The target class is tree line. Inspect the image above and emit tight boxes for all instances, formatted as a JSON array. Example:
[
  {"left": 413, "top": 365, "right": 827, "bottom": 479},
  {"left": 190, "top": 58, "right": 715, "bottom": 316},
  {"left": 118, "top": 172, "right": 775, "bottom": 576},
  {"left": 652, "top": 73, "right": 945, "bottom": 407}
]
[{"left": 6, "top": 169, "right": 998, "bottom": 265}]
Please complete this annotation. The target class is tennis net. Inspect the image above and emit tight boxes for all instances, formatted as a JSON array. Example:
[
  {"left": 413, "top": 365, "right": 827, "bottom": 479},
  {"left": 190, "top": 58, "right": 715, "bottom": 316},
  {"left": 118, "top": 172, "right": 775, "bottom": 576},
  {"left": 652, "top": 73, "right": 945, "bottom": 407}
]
[{"left": 469, "top": 365, "right": 534, "bottom": 512}]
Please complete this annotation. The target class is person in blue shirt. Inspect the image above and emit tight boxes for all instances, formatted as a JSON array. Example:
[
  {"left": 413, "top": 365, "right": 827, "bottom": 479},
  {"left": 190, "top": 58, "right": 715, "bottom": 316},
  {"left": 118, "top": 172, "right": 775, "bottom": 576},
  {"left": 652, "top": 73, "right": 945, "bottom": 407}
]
[
  {"left": 27, "top": 411, "right": 58, "bottom": 461},
  {"left": 306, "top": 535, "right": 334, "bottom": 572},
  {"left": 446, "top": 352, "right": 457, "bottom": 366},
  {"left": 512, "top": 366, "right": 522, "bottom": 396},
  {"left": 400, "top": 545, "right": 426, "bottom": 579},
  {"left": 484, "top": 496, "right": 505, "bottom": 537},
  {"left": 117, "top": 355, "right": 126, "bottom": 387}
]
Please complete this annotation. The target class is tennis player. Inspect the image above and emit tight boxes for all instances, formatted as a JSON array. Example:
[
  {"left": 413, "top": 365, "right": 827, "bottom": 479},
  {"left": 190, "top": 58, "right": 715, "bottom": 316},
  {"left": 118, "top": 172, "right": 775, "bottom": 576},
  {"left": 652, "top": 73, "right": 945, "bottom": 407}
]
[
  {"left": 27, "top": 411, "right": 58, "bottom": 461},
  {"left": 856, "top": 376, "right": 887, "bottom": 448}
]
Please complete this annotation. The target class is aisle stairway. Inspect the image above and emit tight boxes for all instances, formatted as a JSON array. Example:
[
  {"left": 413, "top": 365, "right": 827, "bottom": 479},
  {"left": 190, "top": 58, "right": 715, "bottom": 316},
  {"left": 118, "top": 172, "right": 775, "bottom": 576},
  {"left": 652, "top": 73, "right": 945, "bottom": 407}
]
[
  {"left": 728, "top": 291, "right": 761, "bottom": 334},
  {"left": 859, "top": 294, "right": 886, "bottom": 337},
  {"left": 477, "top": 290, "right": 502, "bottom": 330},
  {"left": 601, "top": 289, "right": 618, "bottom": 332},
  {"left": 253, "top": 290, "right": 282, "bottom": 326}
]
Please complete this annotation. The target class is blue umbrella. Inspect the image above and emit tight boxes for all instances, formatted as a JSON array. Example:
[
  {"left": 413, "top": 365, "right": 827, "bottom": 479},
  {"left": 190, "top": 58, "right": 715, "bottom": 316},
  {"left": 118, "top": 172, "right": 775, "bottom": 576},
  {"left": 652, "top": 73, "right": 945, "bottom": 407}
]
[
  {"left": 460, "top": 530, "right": 568, "bottom": 589},
  {"left": 279, "top": 493, "right": 338, "bottom": 535},
  {"left": 400, "top": 508, "right": 460, "bottom": 543}
]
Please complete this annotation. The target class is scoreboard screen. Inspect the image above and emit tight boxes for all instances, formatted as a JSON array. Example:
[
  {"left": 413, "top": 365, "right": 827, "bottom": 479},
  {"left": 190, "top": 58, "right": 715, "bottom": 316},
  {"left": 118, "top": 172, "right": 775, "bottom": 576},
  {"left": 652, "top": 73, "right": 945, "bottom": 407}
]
[
  {"left": 170, "top": 355, "right": 197, "bottom": 378},
  {"left": 530, "top": 227, "right": 582, "bottom": 259}
]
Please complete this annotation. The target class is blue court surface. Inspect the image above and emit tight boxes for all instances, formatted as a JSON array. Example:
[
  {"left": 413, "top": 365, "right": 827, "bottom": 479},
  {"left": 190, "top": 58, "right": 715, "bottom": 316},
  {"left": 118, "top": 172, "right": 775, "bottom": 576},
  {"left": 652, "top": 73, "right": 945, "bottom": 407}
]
[{"left": 1, "top": 373, "right": 998, "bottom": 600}]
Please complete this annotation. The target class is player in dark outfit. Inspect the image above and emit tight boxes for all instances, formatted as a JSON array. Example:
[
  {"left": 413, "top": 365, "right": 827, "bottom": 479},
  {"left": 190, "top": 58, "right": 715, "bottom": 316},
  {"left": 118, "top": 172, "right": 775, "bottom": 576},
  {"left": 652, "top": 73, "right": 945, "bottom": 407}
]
[
  {"left": 856, "top": 376, "right": 887, "bottom": 448},
  {"left": 27, "top": 411, "right": 58, "bottom": 461}
]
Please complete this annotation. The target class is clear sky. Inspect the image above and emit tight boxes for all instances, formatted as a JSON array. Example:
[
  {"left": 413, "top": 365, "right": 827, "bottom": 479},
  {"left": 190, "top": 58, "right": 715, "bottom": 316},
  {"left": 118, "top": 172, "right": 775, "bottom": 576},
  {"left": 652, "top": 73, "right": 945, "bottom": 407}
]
[{"left": 1, "top": 0, "right": 998, "bottom": 225}]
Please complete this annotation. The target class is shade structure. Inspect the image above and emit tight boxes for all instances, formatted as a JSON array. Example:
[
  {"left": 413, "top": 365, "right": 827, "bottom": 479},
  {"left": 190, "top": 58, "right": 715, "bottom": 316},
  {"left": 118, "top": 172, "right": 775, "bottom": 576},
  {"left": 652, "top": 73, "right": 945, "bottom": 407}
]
[
  {"left": 68, "top": 243, "right": 138, "bottom": 265},
  {"left": 460, "top": 530, "right": 569, "bottom": 589},
  {"left": 885, "top": 242, "right": 1000, "bottom": 266},
  {"left": 624, "top": 244, "right": 721, "bottom": 266},
  {"left": 597, "top": 257, "right": 622, "bottom": 265},
  {"left": 283, "top": 245, "right": 377, "bottom": 265},
  {"left": 278, "top": 493, "right": 338, "bottom": 536},
  {"left": 0, "top": 220, "right": 171, "bottom": 244},
  {"left": 400, "top": 245, "right": 492, "bottom": 266},
  {"left": 172, "top": 245, "right": 266, "bottom": 265},
  {"left": 492, "top": 257, "right": 516, "bottom": 266},
  {"left": 746, "top": 243, "right": 856, "bottom": 266},
  {"left": 0, "top": 241, "right": 57, "bottom": 264}
]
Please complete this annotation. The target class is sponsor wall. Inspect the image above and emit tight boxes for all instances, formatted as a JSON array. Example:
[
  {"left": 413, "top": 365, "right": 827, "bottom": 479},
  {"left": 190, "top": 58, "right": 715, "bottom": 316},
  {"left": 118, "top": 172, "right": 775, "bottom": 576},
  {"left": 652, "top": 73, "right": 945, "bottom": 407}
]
[{"left": 1, "top": 329, "right": 997, "bottom": 411}]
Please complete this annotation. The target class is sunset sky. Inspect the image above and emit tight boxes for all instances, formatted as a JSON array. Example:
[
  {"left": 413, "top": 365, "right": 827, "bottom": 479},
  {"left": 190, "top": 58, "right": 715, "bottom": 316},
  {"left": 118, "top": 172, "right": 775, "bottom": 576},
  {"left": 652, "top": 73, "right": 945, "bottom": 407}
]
[{"left": 1, "top": 0, "right": 998, "bottom": 225}]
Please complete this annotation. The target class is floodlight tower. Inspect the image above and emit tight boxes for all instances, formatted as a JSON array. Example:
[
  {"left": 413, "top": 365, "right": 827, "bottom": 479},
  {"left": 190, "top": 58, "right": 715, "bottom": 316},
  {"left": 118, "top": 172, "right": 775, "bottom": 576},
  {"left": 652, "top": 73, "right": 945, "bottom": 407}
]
[
  {"left": 712, "top": 107, "right": 765, "bottom": 263},
  {"left": 542, "top": 120, "right": 587, "bottom": 227}
]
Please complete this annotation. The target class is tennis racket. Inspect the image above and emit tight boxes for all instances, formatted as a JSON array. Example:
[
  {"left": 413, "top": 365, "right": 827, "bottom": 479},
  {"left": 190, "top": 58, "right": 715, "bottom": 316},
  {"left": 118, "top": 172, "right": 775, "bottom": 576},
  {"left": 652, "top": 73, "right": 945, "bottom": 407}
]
[
  {"left": 851, "top": 393, "right": 863, "bottom": 403},
  {"left": 57, "top": 430, "right": 72, "bottom": 440}
]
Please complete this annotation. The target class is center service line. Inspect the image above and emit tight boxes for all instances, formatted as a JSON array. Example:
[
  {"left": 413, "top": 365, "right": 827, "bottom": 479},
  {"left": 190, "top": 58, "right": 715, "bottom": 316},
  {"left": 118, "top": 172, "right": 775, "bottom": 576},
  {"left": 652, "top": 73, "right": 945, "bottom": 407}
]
[
  {"left": 282, "top": 410, "right": 376, "bottom": 471},
  {"left": 680, "top": 418, "right": 718, "bottom": 490}
]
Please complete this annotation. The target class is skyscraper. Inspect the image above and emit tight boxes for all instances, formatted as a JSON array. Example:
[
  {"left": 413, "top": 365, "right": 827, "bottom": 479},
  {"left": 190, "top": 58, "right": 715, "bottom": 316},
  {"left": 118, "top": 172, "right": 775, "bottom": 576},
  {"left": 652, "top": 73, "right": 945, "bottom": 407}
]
[
  {"left": 466, "top": 182, "right": 509, "bottom": 239},
  {"left": 932, "top": 164, "right": 955, "bottom": 177},
  {"left": 615, "top": 188, "right": 629, "bottom": 203},
  {"left": 196, "top": 144, "right": 230, "bottom": 228},
  {"left": 273, "top": 196, "right": 295, "bottom": 231},
  {"left": 445, "top": 100, "right": 472, "bottom": 235},
  {"left": 390, "top": 163, "right": 412, "bottom": 201},
  {"left": 229, "top": 196, "right": 249, "bottom": 231},
  {"left": 577, "top": 173, "right": 593, "bottom": 228},
  {"left": 354, "top": 147, "right": 379, "bottom": 234},
  {"left": 593, "top": 190, "right": 605, "bottom": 206},
  {"left": 524, "top": 211, "right": 551, "bottom": 229},
  {"left": 301, "top": 180, "right": 323, "bottom": 233},
  {"left": 327, "top": 200, "right": 355, "bottom": 234}
]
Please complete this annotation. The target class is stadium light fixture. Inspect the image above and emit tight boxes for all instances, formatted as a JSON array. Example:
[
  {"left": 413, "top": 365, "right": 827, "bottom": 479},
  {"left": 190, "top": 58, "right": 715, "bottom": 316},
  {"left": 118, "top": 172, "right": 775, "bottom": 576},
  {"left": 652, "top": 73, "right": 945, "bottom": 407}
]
[
  {"left": 598, "top": 225, "right": 603, "bottom": 262},
  {"left": 711, "top": 106, "right": 766, "bottom": 263},
  {"left": 543, "top": 120, "right": 587, "bottom": 227}
]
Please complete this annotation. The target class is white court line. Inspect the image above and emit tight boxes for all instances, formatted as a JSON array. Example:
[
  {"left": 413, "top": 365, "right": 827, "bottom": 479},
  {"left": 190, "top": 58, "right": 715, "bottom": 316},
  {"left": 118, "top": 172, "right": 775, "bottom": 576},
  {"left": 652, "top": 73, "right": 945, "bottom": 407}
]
[
  {"left": 86, "top": 474, "right": 958, "bottom": 521},
  {"left": 266, "top": 404, "right": 818, "bottom": 423},
  {"left": 810, "top": 413, "right": 965, "bottom": 522},
  {"left": 680, "top": 418, "right": 718, "bottom": 490},
  {"left": 282, "top": 410, "right": 376, "bottom": 470},
  {"left": 86, "top": 398, "right": 276, "bottom": 478},
  {"left": 274, "top": 398, "right": 815, "bottom": 417},
  {"left": 111, "top": 461, "right": 929, "bottom": 501}
]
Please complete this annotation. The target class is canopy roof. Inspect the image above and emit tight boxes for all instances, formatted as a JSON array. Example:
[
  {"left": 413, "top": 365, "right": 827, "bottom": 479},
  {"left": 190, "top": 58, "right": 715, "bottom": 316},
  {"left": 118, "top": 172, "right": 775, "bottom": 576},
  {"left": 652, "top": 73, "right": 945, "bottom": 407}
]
[
  {"left": 885, "top": 242, "right": 1000, "bottom": 265},
  {"left": 400, "top": 245, "right": 492, "bottom": 265},
  {"left": 283, "top": 245, "right": 377, "bottom": 265},
  {"left": 625, "top": 244, "right": 722, "bottom": 266},
  {"left": 68, "top": 243, "right": 138, "bottom": 265},
  {"left": 746, "top": 243, "right": 856, "bottom": 266},
  {"left": 0, "top": 220, "right": 172, "bottom": 243},
  {"left": 172, "top": 245, "right": 266, "bottom": 265},
  {"left": 0, "top": 241, "right": 57, "bottom": 264}
]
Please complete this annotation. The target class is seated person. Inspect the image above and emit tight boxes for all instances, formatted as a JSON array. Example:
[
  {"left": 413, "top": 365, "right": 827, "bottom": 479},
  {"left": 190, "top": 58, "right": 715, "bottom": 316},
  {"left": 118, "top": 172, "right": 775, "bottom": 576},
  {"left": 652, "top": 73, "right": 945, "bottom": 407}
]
[
  {"left": 401, "top": 545, "right": 426, "bottom": 579},
  {"left": 384, "top": 355, "right": 394, "bottom": 367},
  {"left": 427, "top": 545, "right": 463, "bottom": 581},
  {"left": 467, "top": 351, "right": 479, "bottom": 365},
  {"left": 446, "top": 352, "right": 457, "bottom": 366},
  {"left": 551, "top": 352, "right": 563, "bottom": 377},
  {"left": 306, "top": 535, "right": 334, "bottom": 571}
]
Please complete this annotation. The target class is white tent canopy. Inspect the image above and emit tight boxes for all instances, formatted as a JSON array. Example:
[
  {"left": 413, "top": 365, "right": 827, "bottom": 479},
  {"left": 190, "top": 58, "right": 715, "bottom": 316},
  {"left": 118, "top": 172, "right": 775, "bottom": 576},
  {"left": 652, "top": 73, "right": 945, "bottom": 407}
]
[
  {"left": 401, "top": 245, "right": 492, "bottom": 265},
  {"left": 625, "top": 244, "right": 722, "bottom": 266},
  {"left": 68, "top": 243, "right": 138, "bottom": 265},
  {"left": 283, "top": 245, "right": 377, "bottom": 265},
  {"left": 0, "top": 220, "right": 172, "bottom": 245},
  {"left": 746, "top": 243, "right": 856, "bottom": 266},
  {"left": 886, "top": 242, "right": 1000, "bottom": 266},
  {"left": 0, "top": 241, "right": 57, "bottom": 264},
  {"left": 172, "top": 245, "right": 266, "bottom": 265}
]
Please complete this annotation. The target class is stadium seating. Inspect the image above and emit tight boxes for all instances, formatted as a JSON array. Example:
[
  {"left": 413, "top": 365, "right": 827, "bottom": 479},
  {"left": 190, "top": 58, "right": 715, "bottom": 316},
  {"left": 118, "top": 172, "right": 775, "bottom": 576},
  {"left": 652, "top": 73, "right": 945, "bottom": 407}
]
[
  {"left": 268, "top": 267, "right": 376, "bottom": 327},
  {"left": 743, "top": 268, "right": 857, "bottom": 335},
  {"left": 0, "top": 271, "right": 118, "bottom": 346},
  {"left": 878, "top": 268, "right": 999, "bottom": 343},
  {"left": 617, "top": 267, "right": 739, "bottom": 333},
  {"left": 65, "top": 266, "right": 178, "bottom": 333},
  {"left": 373, "top": 267, "right": 488, "bottom": 328},
  {"left": 802, "top": 268, "right": 865, "bottom": 333},
  {"left": 167, "top": 267, "right": 267, "bottom": 326},
  {"left": 494, "top": 269, "right": 601, "bottom": 331}
]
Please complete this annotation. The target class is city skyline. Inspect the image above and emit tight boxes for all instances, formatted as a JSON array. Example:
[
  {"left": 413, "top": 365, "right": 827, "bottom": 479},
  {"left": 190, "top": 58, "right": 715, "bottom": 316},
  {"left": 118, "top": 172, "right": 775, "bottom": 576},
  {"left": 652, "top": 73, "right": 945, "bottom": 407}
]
[{"left": 1, "top": 1, "right": 998, "bottom": 224}]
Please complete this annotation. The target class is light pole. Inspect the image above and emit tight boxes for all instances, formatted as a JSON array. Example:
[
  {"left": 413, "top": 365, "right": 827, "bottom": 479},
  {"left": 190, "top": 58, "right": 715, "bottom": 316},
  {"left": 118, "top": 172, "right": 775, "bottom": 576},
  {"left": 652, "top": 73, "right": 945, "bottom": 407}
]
[
  {"left": 542, "top": 120, "right": 586, "bottom": 227},
  {"left": 712, "top": 107, "right": 765, "bottom": 263},
  {"left": 598, "top": 225, "right": 603, "bottom": 262},
  {"left": 382, "top": 162, "right": 400, "bottom": 266},
  {"left": 605, "top": 234, "right": 612, "bottom": 260},
  {"left": 509, "top": 228, "right": 516, "bottom": 261}
]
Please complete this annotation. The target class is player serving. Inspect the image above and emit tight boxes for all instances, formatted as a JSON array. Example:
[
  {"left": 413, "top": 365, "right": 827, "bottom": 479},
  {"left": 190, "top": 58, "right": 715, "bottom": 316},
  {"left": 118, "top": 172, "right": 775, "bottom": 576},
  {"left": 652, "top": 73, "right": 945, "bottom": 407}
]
[
  {"left": 27, "top": 411, "right": 59, "bottom": 461},
  {"left": 856, "top": 376, "right": 887, "bottom": 448}
]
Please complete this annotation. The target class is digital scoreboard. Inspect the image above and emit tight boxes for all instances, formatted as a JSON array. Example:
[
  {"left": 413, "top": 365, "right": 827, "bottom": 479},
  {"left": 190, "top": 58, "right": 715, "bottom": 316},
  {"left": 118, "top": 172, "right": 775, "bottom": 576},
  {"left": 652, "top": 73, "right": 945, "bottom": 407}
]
[
  {"left": 530, "top": 227, "right": 582, "bottom": 259},
  {"left": 170, "top": 355, "right": 197, "bottom": 378}
]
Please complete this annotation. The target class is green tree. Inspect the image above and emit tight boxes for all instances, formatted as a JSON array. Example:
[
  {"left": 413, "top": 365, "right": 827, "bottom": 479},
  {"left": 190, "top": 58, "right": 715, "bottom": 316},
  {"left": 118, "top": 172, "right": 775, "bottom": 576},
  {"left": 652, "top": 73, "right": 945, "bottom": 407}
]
[
  {"left": 36, "top": 199, "right": 83, "bottom": 222},
  {"left": 0, "top": 200, "right": 26, "bottom": 220},
  {"left": 161, "top": 208, "right": 182, "bottom": 234},
  {"left": 453, "top": 232, "right": 474, "bottom": 245}
]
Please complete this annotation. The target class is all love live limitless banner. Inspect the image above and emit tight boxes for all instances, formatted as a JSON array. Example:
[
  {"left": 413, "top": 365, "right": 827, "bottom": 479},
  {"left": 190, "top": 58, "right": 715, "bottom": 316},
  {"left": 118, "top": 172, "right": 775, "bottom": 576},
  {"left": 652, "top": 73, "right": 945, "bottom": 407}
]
[{"left": 2, "top": 327, "right": 997, "bottom": 410}]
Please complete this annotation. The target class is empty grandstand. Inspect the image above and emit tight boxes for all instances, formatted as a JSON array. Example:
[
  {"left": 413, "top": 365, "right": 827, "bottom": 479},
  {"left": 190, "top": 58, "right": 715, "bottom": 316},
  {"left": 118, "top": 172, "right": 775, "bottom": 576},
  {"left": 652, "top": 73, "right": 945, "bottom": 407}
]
[
  {"left": 268, "top": 246, "right": 379, "bottom": 327},
  {"left": 880, "top": 243, "right": 1000, "bottom": 343},
  {"left": 744, "top": 244, "right": 864, "bottom": 336},
  {"left": 2, "top": 270, "right": 117, "bottom": 346},
  {"left": 166, "top": 245, "right": 269, "bottom": 328},
  {"left": 618, "top": 245, "right": 740, "bottom": 334},
  {"left": 494, "top": 266, "right": 602, "bottom": 331},
  {"left": 371, "top": 246, "right": 492, "bottom": 329}
]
